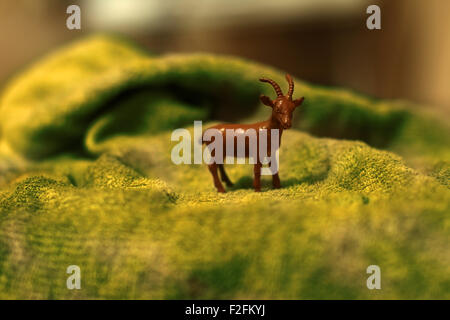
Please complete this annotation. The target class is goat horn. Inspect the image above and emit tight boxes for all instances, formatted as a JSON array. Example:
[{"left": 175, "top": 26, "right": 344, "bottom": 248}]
[
  {"left": 285, "top": 74, "right": 294, "bottom": 99},
  {"left": 259, "top": 77, "right": 283, "bottom": 97}
]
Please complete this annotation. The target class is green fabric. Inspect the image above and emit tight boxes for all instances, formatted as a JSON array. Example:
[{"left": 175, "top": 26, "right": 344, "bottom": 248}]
[{"left": 0, "top": 35, "right": 448, "bottom": 299}]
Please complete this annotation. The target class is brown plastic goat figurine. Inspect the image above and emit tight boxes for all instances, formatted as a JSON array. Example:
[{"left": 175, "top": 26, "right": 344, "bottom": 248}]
[{"left": 203, "top": 74, "right": 304, "bottom": 193}]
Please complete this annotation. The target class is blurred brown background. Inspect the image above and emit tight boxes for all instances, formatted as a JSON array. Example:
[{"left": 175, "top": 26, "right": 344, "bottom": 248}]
[{"left": 0, "top": 0, "right": 449, "bottom": 115}]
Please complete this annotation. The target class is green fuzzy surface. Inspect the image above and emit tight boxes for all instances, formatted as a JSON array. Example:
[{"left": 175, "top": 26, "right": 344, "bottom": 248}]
[{"left": 0, "top": 35, "right": 449, "bottom": 299}]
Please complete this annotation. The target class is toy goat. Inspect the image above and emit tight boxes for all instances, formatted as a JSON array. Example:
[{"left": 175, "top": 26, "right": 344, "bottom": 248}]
[{"left": 203, "top": 74, "right": 304, "bottom": 193}]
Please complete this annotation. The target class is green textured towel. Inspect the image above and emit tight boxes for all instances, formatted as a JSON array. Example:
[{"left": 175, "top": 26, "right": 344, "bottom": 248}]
[{"left": 0, "top": 35, "right": 449, "bottom": 299}]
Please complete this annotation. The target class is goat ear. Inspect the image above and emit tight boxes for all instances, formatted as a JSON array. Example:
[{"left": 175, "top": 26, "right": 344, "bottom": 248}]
[
  {"left": 293, "top": 97, "right": 305, "bottom": 108},
  {"left": 260, "top": 95, "right": 274, "bottom": 107}
]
